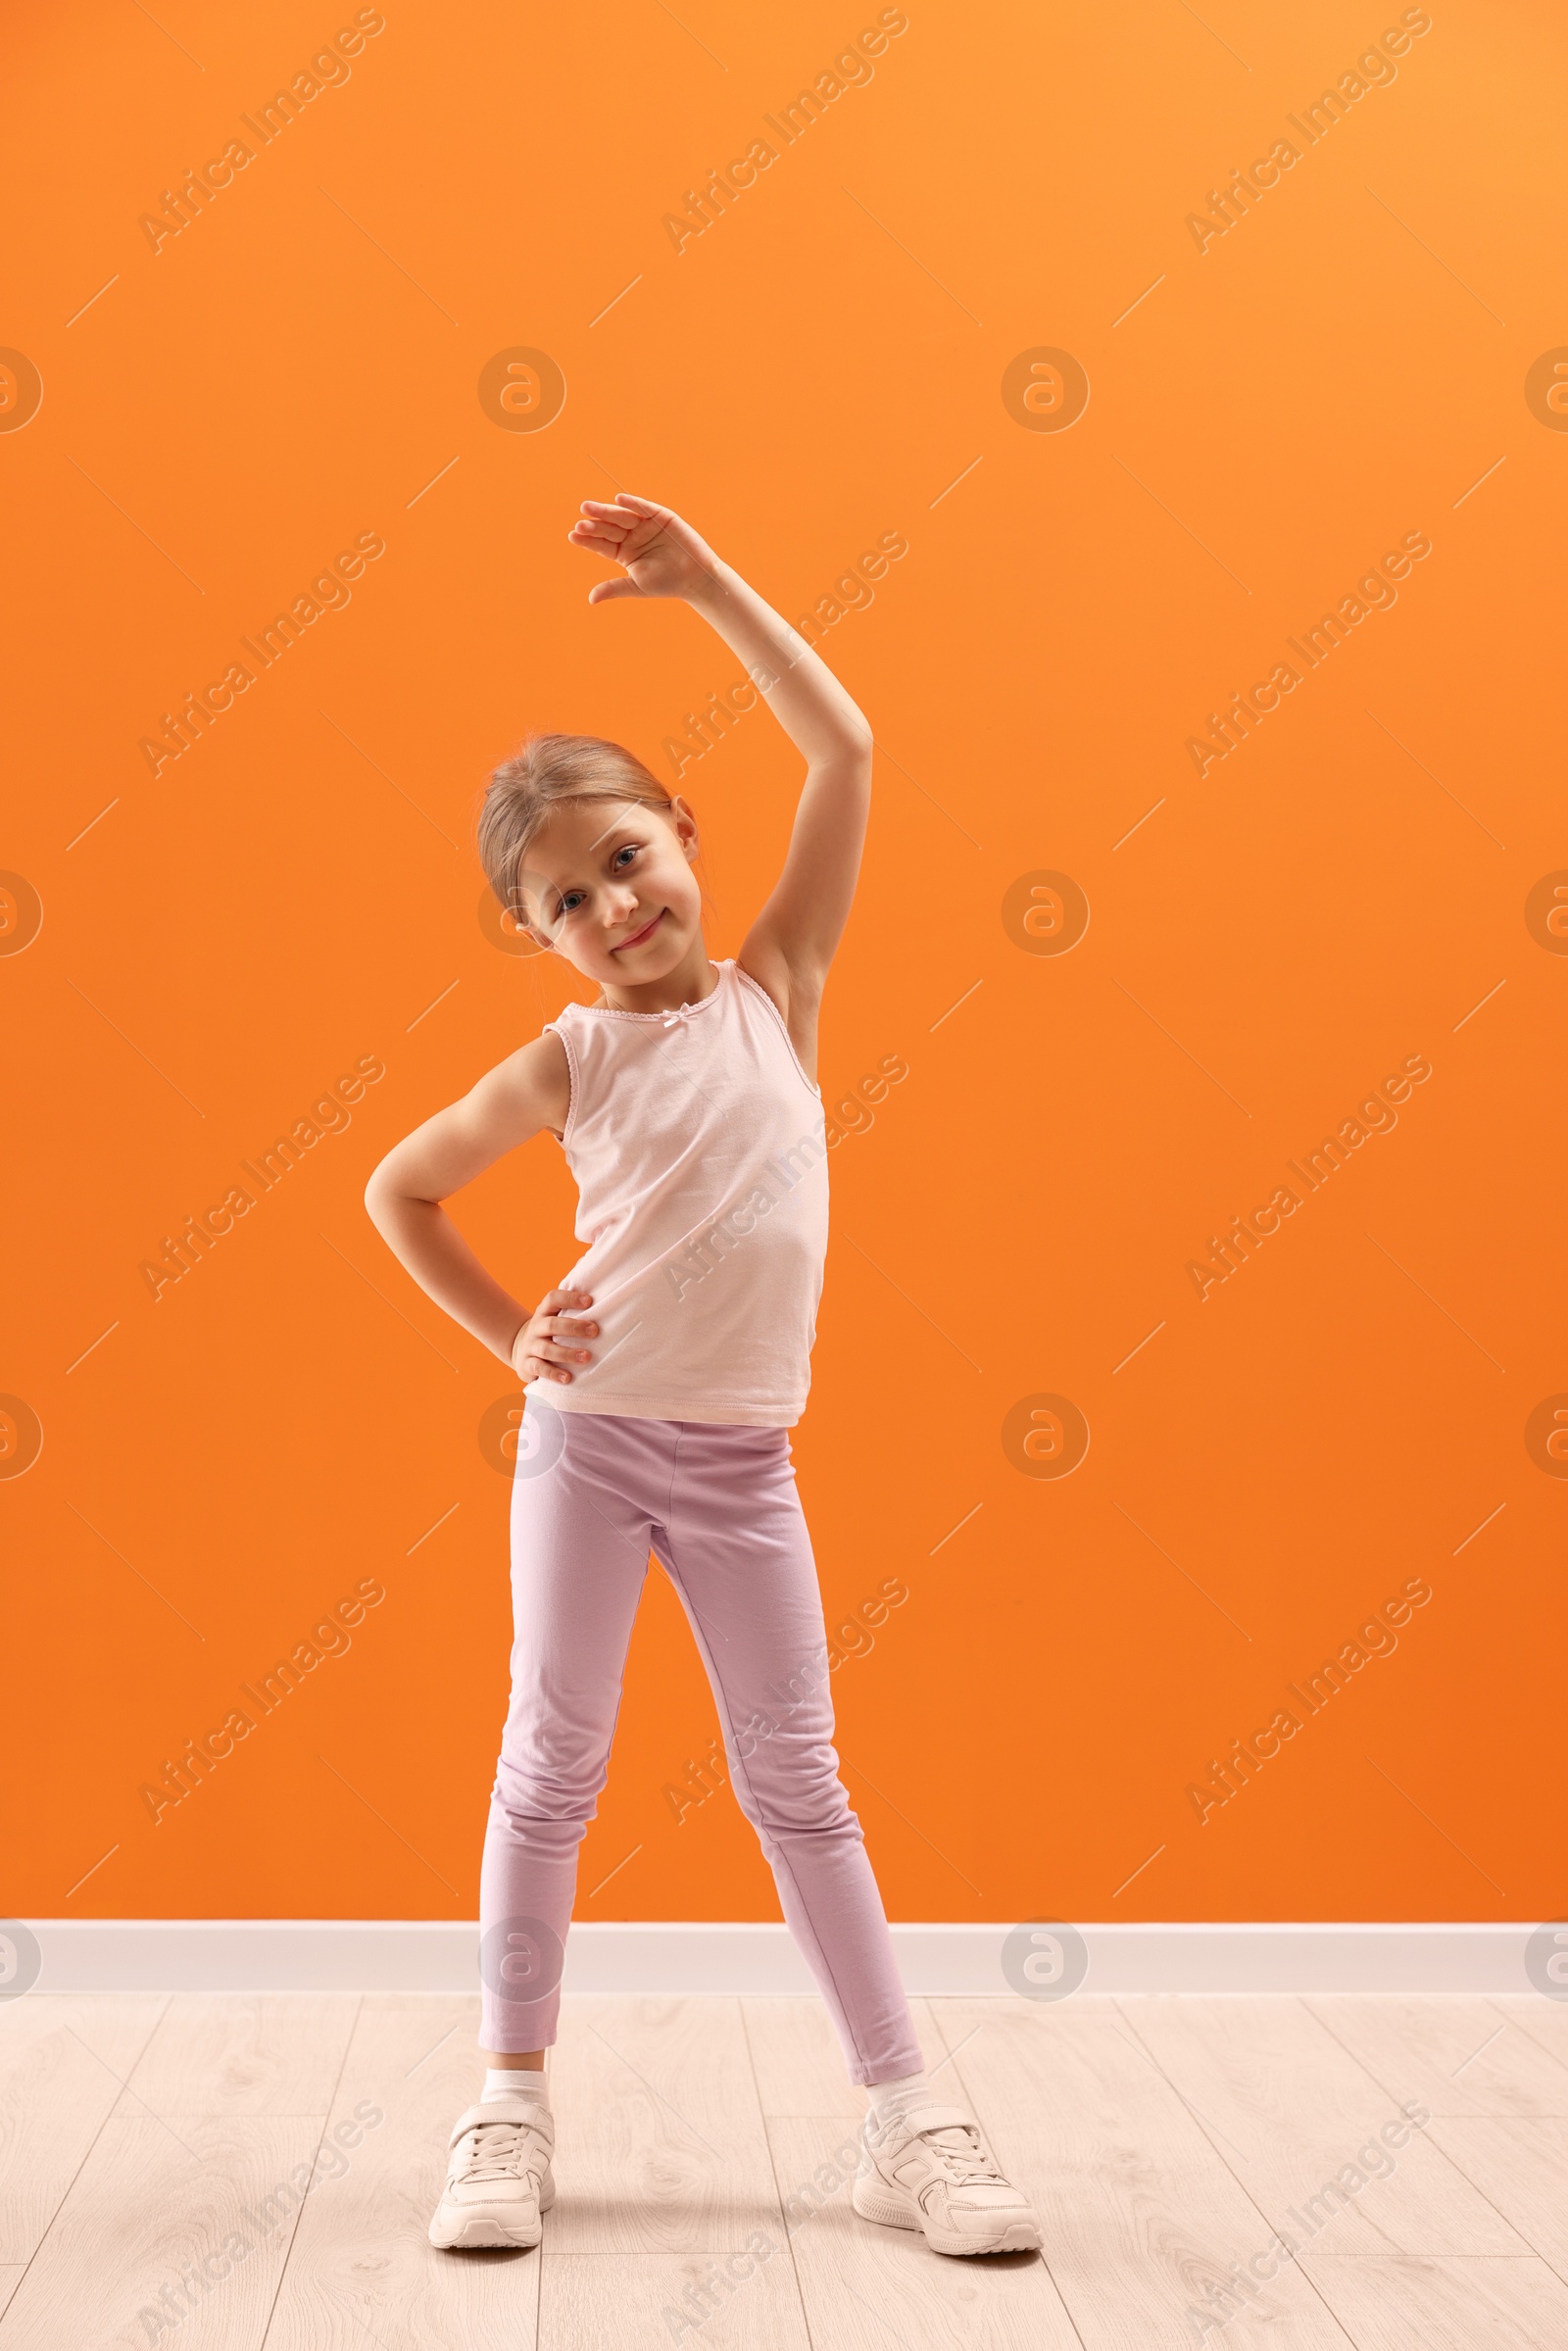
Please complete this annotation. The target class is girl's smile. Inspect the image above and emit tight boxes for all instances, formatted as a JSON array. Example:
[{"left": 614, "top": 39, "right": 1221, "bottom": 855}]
[{"left": 612, "top": 907, "right": 665, "bottom": 952}]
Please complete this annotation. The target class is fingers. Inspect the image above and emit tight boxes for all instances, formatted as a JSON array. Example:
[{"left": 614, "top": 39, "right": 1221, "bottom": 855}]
[
  {"left": 515, "top": 1292, "right": 594, "bottom": 1386},
  {"left": 574, "top": 494, "right": 675, "bottom": 536},
  {"left": 579, "top": 494, "right": 660, "bottom": 518},
  {"left": 568, "top": 499, "right": 683, "bottom": 576},
  {"left": 567, "top": 511, "right": 656, "bottom": 601},
  {"left": 529, "top": 1292, "right": 598, "bottom": 1374},
  {"left": 571, "top": 508, "right": 639, "bottom": 546},
  {"left": 550, "top": 1313, "right": 599, "bottom": 1345}
]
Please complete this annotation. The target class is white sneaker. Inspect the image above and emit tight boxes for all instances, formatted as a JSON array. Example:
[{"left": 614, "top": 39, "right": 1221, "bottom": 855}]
[
  {"left": 428, "top": 2094, "right": 556, "bottom": 2249},
  {"left": 852, "top": 2100, "right": 1041, "bottom": 2256}
]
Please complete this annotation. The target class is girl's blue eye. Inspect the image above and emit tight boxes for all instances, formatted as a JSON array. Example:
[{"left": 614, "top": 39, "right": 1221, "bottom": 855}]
[{"left": 557, "top": 845, "right": 637, "bottom": 917}]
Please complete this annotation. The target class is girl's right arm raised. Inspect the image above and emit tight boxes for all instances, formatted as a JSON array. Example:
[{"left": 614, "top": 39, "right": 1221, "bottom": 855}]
[{"left": 363, "top": 1033, "right": 596, "bottom": 1380}]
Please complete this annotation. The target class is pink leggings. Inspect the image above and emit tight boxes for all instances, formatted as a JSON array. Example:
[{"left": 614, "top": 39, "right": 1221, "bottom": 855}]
[{"left": 477, "top": 1404, "right": 923, "bottom": 2086}]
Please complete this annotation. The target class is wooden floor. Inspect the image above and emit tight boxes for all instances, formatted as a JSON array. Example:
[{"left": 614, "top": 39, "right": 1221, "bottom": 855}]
[{"left": 3, "top": 1991, "right": 1568, "bottom": 2347}]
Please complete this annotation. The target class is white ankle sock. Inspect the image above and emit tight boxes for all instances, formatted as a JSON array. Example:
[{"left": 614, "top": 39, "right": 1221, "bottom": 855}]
[
  {"left": 482, "top": 2066, "right": 549, "bottom": 2104},
  {"left": 864, "top": 2069, "right": 930, "bottom": 2131}
]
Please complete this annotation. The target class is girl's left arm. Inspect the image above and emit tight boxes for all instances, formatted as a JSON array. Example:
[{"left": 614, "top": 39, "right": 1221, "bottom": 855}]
[{"left": 569, "top": 494, "right": 873, "bottom": 996}]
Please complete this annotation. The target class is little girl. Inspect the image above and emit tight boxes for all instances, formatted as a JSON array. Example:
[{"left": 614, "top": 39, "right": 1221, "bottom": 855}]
[{"left": 364, "top": 493, "right": 1040, "bottom": 2262}]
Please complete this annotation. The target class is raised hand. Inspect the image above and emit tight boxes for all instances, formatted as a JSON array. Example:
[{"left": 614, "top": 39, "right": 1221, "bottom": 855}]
[{"left": 567, "top": 493, "right": 721, "bottom": 605}]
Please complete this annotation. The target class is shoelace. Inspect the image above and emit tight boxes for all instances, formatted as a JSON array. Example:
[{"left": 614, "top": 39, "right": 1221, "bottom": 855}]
[
  {"left": 904, "top": 2121, "right": 1006, "bottom": 2186},
  {"left": 456, "top": 2117, "right": 547, "bottom": 2187}
]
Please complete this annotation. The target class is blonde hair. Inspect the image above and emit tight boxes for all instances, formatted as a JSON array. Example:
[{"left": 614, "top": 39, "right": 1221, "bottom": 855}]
[{"left": 476, "top": 732, "right": 677, "bottom": 931}]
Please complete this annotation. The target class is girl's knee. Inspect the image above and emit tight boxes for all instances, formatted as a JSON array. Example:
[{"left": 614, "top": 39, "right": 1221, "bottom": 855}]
[
  {"left": 492, "top": 1754, "right": 604, "bottom": 1831},
  {"left": 734, "top": 1761, "right": 858, "bottom": 1841}
]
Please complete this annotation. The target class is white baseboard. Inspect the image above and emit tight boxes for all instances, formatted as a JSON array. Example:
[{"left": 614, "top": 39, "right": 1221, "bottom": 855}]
[{"left": 13, "top": 1921, "right": 1542, "bottom": 1997}]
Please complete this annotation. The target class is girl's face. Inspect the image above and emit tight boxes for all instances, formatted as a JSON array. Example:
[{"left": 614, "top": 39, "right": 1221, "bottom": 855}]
[{"left": 515, "top": 795, "right": 704, "bottom": 985}]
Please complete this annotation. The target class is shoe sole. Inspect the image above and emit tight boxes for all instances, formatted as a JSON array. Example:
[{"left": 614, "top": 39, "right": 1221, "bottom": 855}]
[
  {"left": 429, "top": 2175, "right": 555, "bottom": 2250},
  {"left": 852, "top": 2173, "right": 1041, "bottom": 2257}
]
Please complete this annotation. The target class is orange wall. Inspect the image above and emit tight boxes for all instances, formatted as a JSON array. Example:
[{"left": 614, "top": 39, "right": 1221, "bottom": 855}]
[{"left": 4, "top": 0, "right": 1565, "bottom": 1930}]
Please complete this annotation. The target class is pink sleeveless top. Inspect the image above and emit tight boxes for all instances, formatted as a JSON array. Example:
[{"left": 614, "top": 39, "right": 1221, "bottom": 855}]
[{"left": 523, "top": 958, "right": 830, "bottom": 1428}]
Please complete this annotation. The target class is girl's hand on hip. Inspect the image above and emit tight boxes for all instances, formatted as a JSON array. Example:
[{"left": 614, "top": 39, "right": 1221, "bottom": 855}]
[
  {"left": 513, "top": 1288, "right": 598, "bottom": 1385},
  {"left": 567, "top": 494, "right": 719, "bottom": 606}
]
